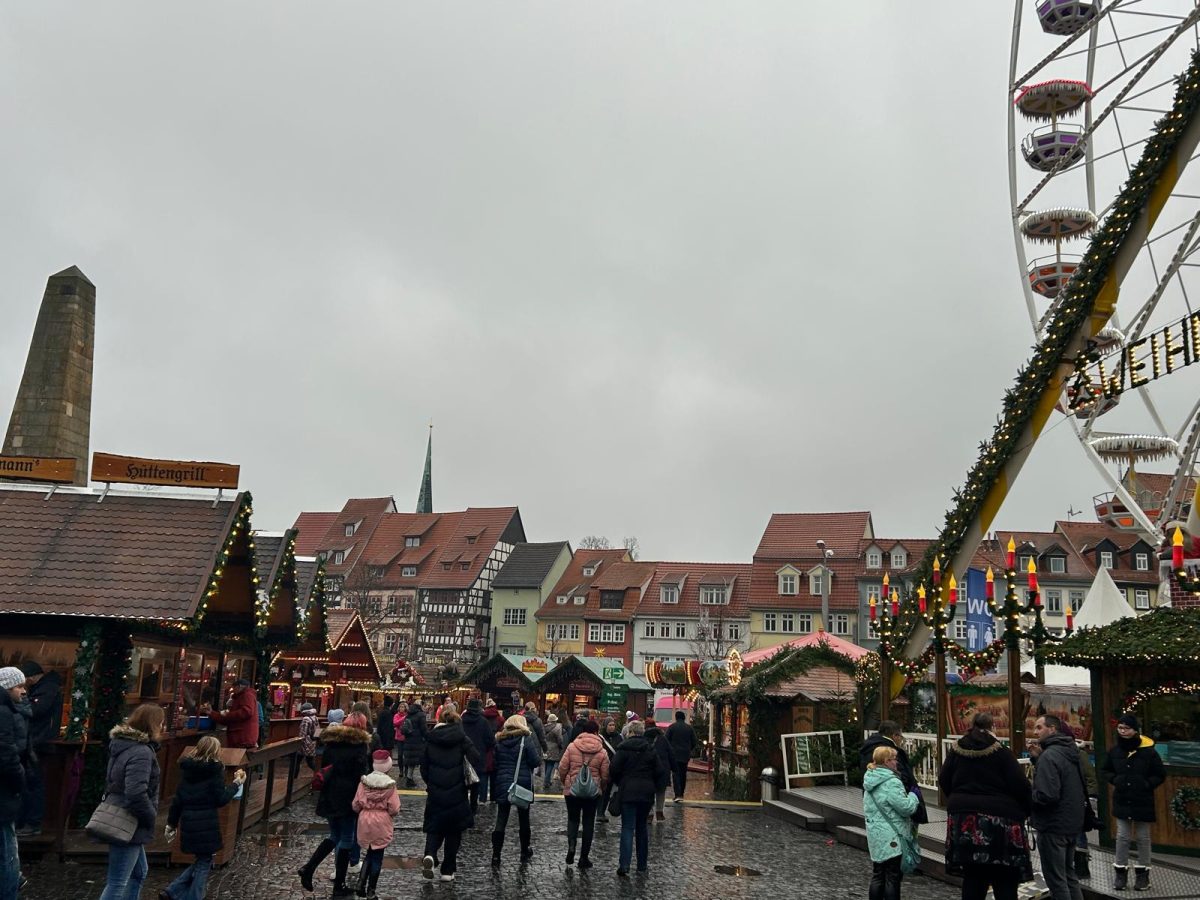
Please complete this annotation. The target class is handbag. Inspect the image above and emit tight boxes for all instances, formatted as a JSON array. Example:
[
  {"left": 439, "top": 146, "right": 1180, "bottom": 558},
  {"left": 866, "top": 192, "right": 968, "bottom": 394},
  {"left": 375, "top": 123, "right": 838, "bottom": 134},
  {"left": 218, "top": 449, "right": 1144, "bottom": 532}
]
[
  {"left": 506, "top": 736, "right": 535, "bottom": 809},
  {"left": 464, "top": 756, "right": 480, "bottom": 786},
  {"left": 899, "top": 827, "right": 922, "bottom": 875},
  {"left": 85, "top": 796, "right": 140, "bottom": 845},
  {"left": 606, "top": 785, "right": 622, "bottom": 818}
]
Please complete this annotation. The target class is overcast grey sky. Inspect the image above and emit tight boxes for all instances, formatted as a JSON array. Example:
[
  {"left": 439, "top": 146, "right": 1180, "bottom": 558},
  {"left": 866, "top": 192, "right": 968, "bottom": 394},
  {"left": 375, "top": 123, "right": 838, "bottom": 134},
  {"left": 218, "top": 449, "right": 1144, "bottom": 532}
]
[{"left": 0, "top": 3, "right": 1134, "bottom": 560}]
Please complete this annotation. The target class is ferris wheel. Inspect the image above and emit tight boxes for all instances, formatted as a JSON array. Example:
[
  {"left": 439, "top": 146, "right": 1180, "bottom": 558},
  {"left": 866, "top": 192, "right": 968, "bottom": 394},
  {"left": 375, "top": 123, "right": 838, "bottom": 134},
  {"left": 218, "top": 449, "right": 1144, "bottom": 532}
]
[{"left": 1008, "top": 0, "right": 1200, "bottom": 539}]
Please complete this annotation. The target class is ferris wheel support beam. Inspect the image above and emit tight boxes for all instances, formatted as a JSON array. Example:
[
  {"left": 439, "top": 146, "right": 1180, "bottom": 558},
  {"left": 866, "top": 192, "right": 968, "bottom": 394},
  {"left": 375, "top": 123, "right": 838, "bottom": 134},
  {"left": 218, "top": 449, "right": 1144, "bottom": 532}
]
[
  {"left": 892, "top": 62, "right": 1200, "bottom": 695},
  {"left": 1159, "top": 400, "right": 1200, "bottom": 527}
]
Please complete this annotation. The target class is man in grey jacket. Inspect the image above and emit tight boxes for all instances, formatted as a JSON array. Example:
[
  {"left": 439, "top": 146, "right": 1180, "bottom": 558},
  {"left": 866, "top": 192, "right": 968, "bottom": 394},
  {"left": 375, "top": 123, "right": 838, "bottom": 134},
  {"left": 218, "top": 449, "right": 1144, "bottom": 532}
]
[{"left": 1031, "top": 715, "right": 1086, "bottom": 900}]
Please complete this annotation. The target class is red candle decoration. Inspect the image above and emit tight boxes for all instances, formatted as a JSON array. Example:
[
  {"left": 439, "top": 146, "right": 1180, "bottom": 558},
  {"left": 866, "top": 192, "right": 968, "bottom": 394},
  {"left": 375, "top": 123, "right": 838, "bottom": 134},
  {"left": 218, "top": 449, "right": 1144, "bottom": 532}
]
[
  {"left": 1065, "top": 605, "right": 1074, "bottom": 630},
  {"left": 869, "top": 596, "right": 877, "bottom": 621},
  {"left": 1174, "top": 527, "right": 1185, "bottom": 569},
  {"left": 890, "top": 589, "right": 899, "bottom": 619},
  {"left": 1006, "top": 537, "right": 1016, "bottom": 570},
  {"left": 918, "top": 584, "right": 927, "bottom": 615},
  {"left": 932, "top": 557, "right": 941, "bottom": 586},
  {"left": 1027, "top": 557, "right": 1038, "bottom": 592},
  {"left": 985, "top": 567, "right": 995, "bottom": 600},
  {"left": 948, "top": 573, "right": 958, "bottom": 607}
]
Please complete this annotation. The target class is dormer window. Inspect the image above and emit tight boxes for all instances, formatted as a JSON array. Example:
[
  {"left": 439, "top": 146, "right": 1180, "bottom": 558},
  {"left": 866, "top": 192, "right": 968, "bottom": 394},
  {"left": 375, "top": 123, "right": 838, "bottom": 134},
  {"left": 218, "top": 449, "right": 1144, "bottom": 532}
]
[
  {"left": 333, "top": 550, "right": 346, "bottom": 565},
  {"left": 460, "top": 561, "right": 470, "bottom": 571},
  {"left": 778, "top": 574, "right": 797, "bottom": 596},
  {"left": 442, "top": 562, "right": 452, "bottom": 571},
  {"left": 700, "top": 586, "right": 728, "bottom": 605},
  {"left": 466, "top": 535, "right": 476, "bottom": 545},
  {"left": 344, "top": 521, "right": 360, "bottom": 537},
  {"left": 1019, "top": 554, "right": 1033, "bottom": 571},
  {"left": 866, "top": 549, "right": 882, "bottom": 569},
  {"left": 890, "top": 550, "right": 906, "bottom": 568},
  {"left": 402, "top": 566, "right": 417, "bottom": 577},
  {"left": 367, "top": 565, "right": 386, "bottom": 578},
  {"left": 556, "top": 595, "right": 568, "bottom": 605},
  {"left": 660, "top": 585, "right": 679, "bottom": 604},
  {"left": 810, "top": 572, "right": 824, "bottom": 596},
  {"left": 583, "top": 565, "right": 596, "bottom": 577},
  {"left": 1100, "top": 550, "right": 1114, "bottom": 569},
  {"left": 1135, "top": 552, "right": 1149, "bottom": 571},
  {"left": 574, "top": 596, "right": 585, "bottom": 605},
  {"left": 600, "top": 590, "right": 624, "bottom": 610},
  {"left": 405, "top": 536, "right": 421, "bottom": 548},
  {"left": 1049, "top": 556, "right": 1066, "bottom": 574}
]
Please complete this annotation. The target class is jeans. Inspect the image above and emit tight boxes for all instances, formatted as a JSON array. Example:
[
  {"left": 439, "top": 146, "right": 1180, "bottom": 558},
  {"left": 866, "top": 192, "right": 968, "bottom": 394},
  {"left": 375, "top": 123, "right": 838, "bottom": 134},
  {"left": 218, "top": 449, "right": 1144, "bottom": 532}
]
[
  {"left": 99, "top": 843, "right": 149, "bottom": 900},
  {"left": 1114, "top": 818, "right": 1152, "bottom": 868},
  {"left": 868, "top": 855, "right": 902, "bottom": 900},
  {"left": 650, "top": 788, "right": 666, "bottom": 817},
  {"left": 960, "top": 863, "right": 1020, "bottom": 900},
  {"left": 672, "top": 761, "right": 689, "bottom": 798},
  {"left": 492, "top": 803, "right": 531, "bottom": 853},
  {"left": 619, "top": 801, "right": 652, "bottom": 872},
  {"left": 542, "top": 760, "right": 558, "bottom": 791},
  {"left": 598, "top": 781, "right": 614, "bottom": 821},
  {"left": 565, "top": 796, "right": 597, "bottom": 862},
  {"left": 164, "top": 854, "right": 212, "bottom": 900},
  {"left": 361, "top": 847, "right": 385, "bottom": 885},
  {"left": 423, "top": 830, "right": 462, "bottom": 875},
  {"left": 327, "top": 815, "right": 360, "bottom": 864},
  {"left": 19, "top": 758, "right": 45, "bottom": 829},
  {"left": 0, "top": 822, "right": 19, "bottom": 900},
  {"left": 1037, "top": 832, "right": 1083, "bottom": 900}
]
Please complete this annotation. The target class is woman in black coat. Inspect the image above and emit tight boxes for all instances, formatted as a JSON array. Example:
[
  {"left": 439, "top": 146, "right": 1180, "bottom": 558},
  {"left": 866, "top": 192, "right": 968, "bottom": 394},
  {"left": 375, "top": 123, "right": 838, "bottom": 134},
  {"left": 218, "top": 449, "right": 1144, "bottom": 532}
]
[
  {"left": 643, "top": 723, "right": 675, "bottom": 822},
  {"left": 1100, "top": 714, "right": 1166, "bottom": 890},
  {"left": 490, "top": 715, "right": 542, "bottom": 865},
  {"left": 596, "top": 718, "right": 623, "bottom": 824},
  {"left": 400, "top": 702, "right": 428, "bottom": 788},
  {"left": 609, "top": 721, "right": 667, "bottom": 876},
  {"left": 298, "top": 714, "right": 372, "bottom": 895},
  {"left": 375, "top": 699, "right": 395, "bottom": 755},
  {"left": 419, "top": 710, "right": 480, "bottom": 882},
  {"left": 99, "top": 704, "right": 164, "bottom": 900},
  {"left": 163, "top": 736, "right": 244, "bottom": 900}
]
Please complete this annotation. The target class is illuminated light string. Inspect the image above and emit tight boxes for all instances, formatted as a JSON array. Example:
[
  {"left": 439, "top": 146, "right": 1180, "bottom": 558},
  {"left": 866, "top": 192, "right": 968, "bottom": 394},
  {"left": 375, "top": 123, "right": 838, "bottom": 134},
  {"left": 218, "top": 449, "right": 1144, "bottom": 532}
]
[{"left": 1119, "top": 682, "right": 1200, "bottom": 715}]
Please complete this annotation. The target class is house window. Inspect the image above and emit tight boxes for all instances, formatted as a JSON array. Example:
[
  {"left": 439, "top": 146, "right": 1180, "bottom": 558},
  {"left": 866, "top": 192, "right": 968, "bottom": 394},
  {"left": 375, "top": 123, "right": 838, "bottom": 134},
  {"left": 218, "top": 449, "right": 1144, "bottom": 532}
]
[
  {"left": 600, "top": 590, "right": 625, "bottom": 610},
  {"left": 499, "top": 644, "right": 526, "bottom": 655},
  {"left": 866, "top": 585, "right": 881, "bottom": 603},
  {"left": 333, "top": 550, "right": 346, "bottom": 565},
  {"left": 1134, "top": 589, "right": 1151, "bottom": 610},
  {"left": 810, "top": 573, "right": 824, "bottom": 596},
  {"left": 386, "top": 595, "right": 398, "bottom": 613},
  {"left": 502, "top": 608, "right": 526, "bottom": 626},
  {"left": 345, "top": 522, "right": 358, "bottom": 537},
  {"left": 675, "top": 621, "right": 687, "bottom": 639},
  {"left": 568, "top": 624, "right": 581, "bottom": 641},
  {"left": 398, "top": 597, "right": 412, "bottom": 618},
  {"left": 831, "top": 614, "right": 849, "bottom": 636},
  {"left": 405, "top": 536, "right": 420, "bottom": 548},
  {"left": 727, "top": 622, "right": 741, "bottom": 641},
  {"left": 866, "top": 549, "right": 881, "bottom": 568},
  {"left": 383, "top": 633, "right": 398, "bottom": 654},
  {"left": 763, "top": 613, "right": 778, "bottom": 633},
  {"left": 368, "top": 565, "right": 386, "bottom": 578},
  {"left": 1100, "top": 551, "right": 1114, "bottom": 569},
  {"left": 1135, "top": 552, "right": 1149, "bottom": 571},
  {"left": 1049, "top": 556, "right": 1066, "bottom": 574},
  {"left": 402, "top": 566, "right": 417, "bottom": 577},
  {"left": 643, "top": 621, "right": 656, "bottom": 638},
  {"left": 954, "top": 620, "right": 967, "bottom": 641},
  {"left": 574, "top": 596, "right": 585, "bottom": 605},
  {"left": 588, "top": 623, "right": 625, "bottom": 643},
  {"left": 797, "top": 613, "right": 813, "bottom": 634},
  {"left": 890, "top": 550, "right": 906, "bottom": 568},
  {"left": 660, "top": 585, "right": 679, "bottom": 604},
  {"left": 867, "top": 618, "right": 879, "bottom": 638},
  {"left": 700, "top": 587, "right": 728, "bottom": 605},
  {"left": 583, "top": 565, "right": 596, "bottom": 577},
  {"left": 556, "top": 596, "right": 568, "bottom": 605},
  {"left": 460, "top": 562, "right": 470, "bottom": 571},
  {"left": 1046, "top": 590, "right": 1062, "bottom": 614},
  {"left": 781, "top": 613, "right": 795, "bottom": 633},
  {"left": 1069, "top": 590, "right": 1084, "bottom": 611},
  {"left": 779, "top": 574, "right": 797, "bottom": 595},
  {"left": 466, "top": 535, "right": 476, "bottom": 545},
  {"left": 441, "top": 562, "right": 451, "bottom": 571},
  {"left": 1019, "top": 555, "right": 1033, "bottom": 571}
]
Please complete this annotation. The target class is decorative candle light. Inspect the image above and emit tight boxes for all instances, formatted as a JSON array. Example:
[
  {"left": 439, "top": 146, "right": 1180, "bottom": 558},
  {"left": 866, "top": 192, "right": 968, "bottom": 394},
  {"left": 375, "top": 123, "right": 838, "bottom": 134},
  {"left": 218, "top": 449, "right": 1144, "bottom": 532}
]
[
  {"left": 918, "top": 584, "right": 927, "bottom": 615},
  {"left": 985, "top": 567, "right": 995, "bottom": 600},
  {"left": 1006, "top": 537, "right": 1016, "bottom": 570},
  {"left": 1027, "top": 557, "right": 1038, "bottom": 592},
  {"left": 1065, "top": 605, "right": 1074, "bottom": 630},
  {"left": 1174, "top": 527, "right": 1185, "bottom": 569},
  {"left": 948, "top": 573, "right": 958, "bottom": 607},
  {"left": 869, "top": 595, "right": 877, "bottom": 621},
  {"left": 890, "top": 589, "right": 899, "bottom": 618},
  {"left": 932, "top": 557, "right": 941, "bottom": 586}
]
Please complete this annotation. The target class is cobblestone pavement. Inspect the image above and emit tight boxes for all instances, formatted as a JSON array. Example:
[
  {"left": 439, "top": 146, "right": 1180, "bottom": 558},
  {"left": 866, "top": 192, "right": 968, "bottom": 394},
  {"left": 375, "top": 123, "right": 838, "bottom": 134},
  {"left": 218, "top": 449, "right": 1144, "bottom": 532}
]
[{"left": 22, "top": 792, "right": 961, "bottom": 900}]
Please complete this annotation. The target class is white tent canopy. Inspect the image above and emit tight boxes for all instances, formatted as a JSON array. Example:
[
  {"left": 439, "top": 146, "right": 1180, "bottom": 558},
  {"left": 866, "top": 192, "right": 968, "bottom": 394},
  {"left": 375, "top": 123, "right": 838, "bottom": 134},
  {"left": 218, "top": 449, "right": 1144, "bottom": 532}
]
[{"left": 1022, "top": 567, "right": 1132, "bottom": 686}]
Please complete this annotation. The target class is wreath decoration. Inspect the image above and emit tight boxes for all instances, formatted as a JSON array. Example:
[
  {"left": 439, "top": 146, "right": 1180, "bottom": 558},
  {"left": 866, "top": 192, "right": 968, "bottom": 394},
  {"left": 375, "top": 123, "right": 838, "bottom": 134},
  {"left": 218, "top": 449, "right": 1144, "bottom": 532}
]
[{"left": 1170, "top": 786, "right": 1200, "bottom": 831}]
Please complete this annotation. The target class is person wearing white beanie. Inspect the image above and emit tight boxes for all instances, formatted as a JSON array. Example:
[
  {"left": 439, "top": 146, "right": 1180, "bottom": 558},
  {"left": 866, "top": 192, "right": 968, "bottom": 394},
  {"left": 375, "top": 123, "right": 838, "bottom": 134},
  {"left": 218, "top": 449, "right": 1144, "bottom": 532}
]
[
  {"left": 0, "top": 668, "right": 26, "bottom": 692},
  {"left": 0, "top": 665, "right": 30, "bottom": 900}
]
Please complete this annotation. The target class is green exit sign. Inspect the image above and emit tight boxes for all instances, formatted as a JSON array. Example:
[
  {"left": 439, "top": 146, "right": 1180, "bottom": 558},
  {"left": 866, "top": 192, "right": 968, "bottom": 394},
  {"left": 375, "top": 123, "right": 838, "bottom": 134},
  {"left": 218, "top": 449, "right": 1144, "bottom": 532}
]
[{"left": 603, "top": 667, "right": 624, "bottom": 681}]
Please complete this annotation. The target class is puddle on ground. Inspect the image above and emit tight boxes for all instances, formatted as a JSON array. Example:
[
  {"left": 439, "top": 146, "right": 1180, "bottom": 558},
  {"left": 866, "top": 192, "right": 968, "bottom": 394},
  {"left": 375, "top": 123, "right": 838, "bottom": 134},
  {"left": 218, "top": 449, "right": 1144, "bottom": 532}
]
[
  {"left": 714, "top": 865, "right": 762, "bottom": 877},
  {"left": 381, "top": 856, "right": 425, "bottom": 870}
]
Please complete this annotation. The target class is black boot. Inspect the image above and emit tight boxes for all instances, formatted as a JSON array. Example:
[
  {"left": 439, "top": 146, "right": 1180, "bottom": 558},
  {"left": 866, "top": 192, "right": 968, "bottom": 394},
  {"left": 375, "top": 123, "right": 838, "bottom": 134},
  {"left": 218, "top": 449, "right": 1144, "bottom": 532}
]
[
  {"left": 1075, "top": 852, "right": 1090, "bottom": 879},
  {"left": 332, "top": 848, "right": 353, "bottom": 897},
  {"left": 491, "top": 831, "right": 503, "bottom": 867},
  {"left": 1133, "top": 867, "right": 1150, "bottom": 891},
  {"left": 1114, "top": 865, "right": 1129, "bottom": 891},
  {"left": 298, "top": 838, "right": 334, "bottom": 892}
]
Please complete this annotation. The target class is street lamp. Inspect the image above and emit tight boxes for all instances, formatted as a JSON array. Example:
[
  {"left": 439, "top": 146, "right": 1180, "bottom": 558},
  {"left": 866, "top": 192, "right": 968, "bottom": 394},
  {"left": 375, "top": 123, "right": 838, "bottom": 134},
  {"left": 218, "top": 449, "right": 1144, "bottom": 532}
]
[{"left": 816, "top": 540, "right": 834, "bottom": 633}]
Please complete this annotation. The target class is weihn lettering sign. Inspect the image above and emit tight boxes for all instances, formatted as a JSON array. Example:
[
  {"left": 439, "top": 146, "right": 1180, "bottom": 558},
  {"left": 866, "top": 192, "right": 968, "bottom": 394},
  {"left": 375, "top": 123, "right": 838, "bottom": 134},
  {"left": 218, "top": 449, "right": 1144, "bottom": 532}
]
[
  {"left": 91, "top": 452, "right": 239, "bottom": 489},
  {"left": 0, "top": 455, "right": 76, "bottom": 484},
  {"left": 1069, "top": 309, "right": 1200, "bottom": 409}
]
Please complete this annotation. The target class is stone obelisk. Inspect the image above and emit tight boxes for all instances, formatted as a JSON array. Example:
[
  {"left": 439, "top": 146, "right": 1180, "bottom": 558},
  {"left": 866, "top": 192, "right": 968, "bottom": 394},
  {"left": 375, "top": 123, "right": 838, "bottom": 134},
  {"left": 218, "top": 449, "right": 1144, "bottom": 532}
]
[{"left": 3, "top": 266, "right": 96, "bottom": 485}]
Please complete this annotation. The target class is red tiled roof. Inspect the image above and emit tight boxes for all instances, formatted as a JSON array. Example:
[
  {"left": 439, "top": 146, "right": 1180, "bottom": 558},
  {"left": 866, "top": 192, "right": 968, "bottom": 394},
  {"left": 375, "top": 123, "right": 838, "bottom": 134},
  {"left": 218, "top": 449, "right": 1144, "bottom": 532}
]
[
  {"left": 290, "top": 498, "right": 396, "bottom": 577},
  {"left": 0, "top": 487, "right": 243, "bottom": 620},
  {"left": 578, "top": 561, "right": 656, "bottom": 622},
  {"left": 859, "top": 538, "right": 934, "bottom": 574},
  {"left": 968, "top": 531, "right": 1092, "bottom": 581},
  {"left": 1053, "top": 521, "right": 1161, "bottom": 584},
  {"left": 293, "top": 512, "right": 337, "bottom": 556},
  {"left": 536, "top": 549, "right": 629, "bottom": 619},
  {"left": 419, "top": 507, "right": 523, "bottom": 590},
  {"left": 633, "top": 562, "right": 752, "bottom": 618},
  {"left": 753, "top": 512, "right": 873, "bottom": 560}
]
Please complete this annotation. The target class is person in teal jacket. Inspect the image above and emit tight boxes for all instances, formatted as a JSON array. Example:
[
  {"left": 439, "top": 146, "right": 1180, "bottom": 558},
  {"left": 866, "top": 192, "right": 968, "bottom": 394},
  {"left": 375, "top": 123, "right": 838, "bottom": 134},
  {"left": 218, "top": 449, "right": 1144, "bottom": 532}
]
[{"left": 863, "top": 745, "right": 920, "bottom": 900}]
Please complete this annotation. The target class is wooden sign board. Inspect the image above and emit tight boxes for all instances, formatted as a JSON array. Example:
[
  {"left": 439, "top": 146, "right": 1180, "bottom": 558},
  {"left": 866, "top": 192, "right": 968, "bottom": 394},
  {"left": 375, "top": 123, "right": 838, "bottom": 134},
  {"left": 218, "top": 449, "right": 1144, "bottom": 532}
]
[
  {"left": 91, "top": 452, "right": 239, "bottom": 489},
  {"left": 0, "top": 455, "right": 76, "bottom": 484}
]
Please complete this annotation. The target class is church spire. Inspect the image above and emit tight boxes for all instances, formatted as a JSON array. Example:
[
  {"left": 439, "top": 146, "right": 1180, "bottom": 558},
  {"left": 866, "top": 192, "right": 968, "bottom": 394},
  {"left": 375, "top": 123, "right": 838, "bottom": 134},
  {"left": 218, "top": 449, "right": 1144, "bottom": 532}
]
[{"left": 415, "top": 423, "right": 433, "bottom": 514}]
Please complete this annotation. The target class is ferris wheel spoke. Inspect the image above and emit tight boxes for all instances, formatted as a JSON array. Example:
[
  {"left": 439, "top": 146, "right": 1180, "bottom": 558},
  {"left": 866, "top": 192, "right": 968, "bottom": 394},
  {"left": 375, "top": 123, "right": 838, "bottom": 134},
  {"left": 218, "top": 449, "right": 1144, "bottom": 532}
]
[
  {"left": 1157, "top": 401, "right": 1200, "bottom": 526},
  {"left": 1014, "top": 0, "right": 1125, "bottom": 88},
  {"left": 1124, "top": 210, "right": 1200, "bottom": 343}
]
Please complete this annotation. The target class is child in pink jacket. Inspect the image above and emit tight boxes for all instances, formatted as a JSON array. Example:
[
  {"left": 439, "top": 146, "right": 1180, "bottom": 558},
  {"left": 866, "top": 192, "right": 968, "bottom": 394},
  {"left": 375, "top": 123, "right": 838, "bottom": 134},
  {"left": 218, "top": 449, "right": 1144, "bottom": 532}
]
[{"left": 352, "top": 771, "right": 400, "bottom": 899}]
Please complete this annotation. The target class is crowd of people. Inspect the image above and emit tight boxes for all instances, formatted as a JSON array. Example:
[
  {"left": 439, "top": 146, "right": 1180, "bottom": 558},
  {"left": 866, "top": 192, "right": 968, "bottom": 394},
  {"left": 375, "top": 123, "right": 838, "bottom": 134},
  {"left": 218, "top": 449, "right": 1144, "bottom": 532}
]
[{"left": 861, "top": 712, "right": 1166, "bottom": 900}]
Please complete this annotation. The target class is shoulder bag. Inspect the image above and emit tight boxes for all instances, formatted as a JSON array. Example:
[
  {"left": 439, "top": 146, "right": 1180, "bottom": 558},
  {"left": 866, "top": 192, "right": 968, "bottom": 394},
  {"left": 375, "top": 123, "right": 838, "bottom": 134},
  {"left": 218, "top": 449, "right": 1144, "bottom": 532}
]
[
  {"left": 85, "top": 795, "right": 140, "bottom": 845},
  {"left": 507, "top": 737, "right": 535, "bottom": 809}
]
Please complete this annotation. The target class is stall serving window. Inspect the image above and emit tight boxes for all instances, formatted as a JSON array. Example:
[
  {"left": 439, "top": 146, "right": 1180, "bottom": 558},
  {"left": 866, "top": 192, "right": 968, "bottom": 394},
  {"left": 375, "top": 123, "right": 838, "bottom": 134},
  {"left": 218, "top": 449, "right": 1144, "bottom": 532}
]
[
  {"left": 126, "top": 643, "right": 180, "bottom": 722},
  {"left": 0, "top": 636, "right": 80, "bottom": 739},
  {"left": 1141, "top": 692, "right": 1200, "bottom": 764},
  {"left": 180, "top": 650, "right": 221, "bottom": 717}
]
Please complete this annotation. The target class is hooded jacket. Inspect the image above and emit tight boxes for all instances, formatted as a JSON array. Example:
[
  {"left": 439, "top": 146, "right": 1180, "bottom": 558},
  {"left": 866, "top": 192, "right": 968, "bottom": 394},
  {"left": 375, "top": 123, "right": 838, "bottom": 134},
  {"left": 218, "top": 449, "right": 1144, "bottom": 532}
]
[
  {"left": 208, "top": 687, "right": 259, "bottom": 748},
  {"left": 609, "top": 735, "right": 665, "bottom": 804},
  {"left": 644, "top": 725, "right": 674, "bottom": 790},
  {"left": 544, "top": 719, "right": 565, "bottom": 762},
  {"left": 460, "top": 707, "right": 496, "bottom": 775},
  {"left": 493, "top": 726, "right": 542, "bottom": 804},
  {"left": 0, "top": 691, "right": 29, "bottom": 824},
  {"left": 665, "top": 718, "right": 696, "bottom": 765},
  {"left": 316, "top": 724, "right": 372, "bottom": 819},
  {"left": 168, "top": 757, "right": 237, "bottom": 856},
  {"left": 352, "top": 771, "right": 401, "bottom": 848},
  {"left": 26, "top": 670, "right": 63, "bottom": 749},
  {"left": 401, "top": 703, "right": 428, "bottom": 765},
  {"left": 482, "top": 706, "right": 503, "bottom": 733},
  {"left": 863, "top": 765, "right": 919, "bottom": 863},
  {"left": 1101, "top": 733, "right": 1166, "bottom": 822},
  {"left": 1031, "top": 731, "right": 1086, "bottom": 835},
  {"left": 559, "top": 732, "right": 609, "bottom": 797},
  {"left": 298, "top": 708, "right": 320, "bottom": 757},
  {"left": 421, "top": 721, "right": 480, "bottom": 833},
  {"left": 524, "top": 708, "right": 548, "bottom": 752},
  {"left": 937, "top": 729, "right": 1031, "bottom": 823},
  {"left": 104, "top": 723, "right": 162, "bottom": 845}
]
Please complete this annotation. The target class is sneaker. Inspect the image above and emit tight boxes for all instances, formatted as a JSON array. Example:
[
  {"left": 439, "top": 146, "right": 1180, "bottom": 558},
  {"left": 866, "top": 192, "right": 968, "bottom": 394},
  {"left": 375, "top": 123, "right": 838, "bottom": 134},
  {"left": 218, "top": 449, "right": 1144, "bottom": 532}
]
[
  {"left": 672, "top": 796, "right": 682, "bottom": 803},
  {"left": 422, "top": 856, "right": 435, "bottom": 880},
  {"left": 439, "top": 873, "right": 455, "bottom": 883}
]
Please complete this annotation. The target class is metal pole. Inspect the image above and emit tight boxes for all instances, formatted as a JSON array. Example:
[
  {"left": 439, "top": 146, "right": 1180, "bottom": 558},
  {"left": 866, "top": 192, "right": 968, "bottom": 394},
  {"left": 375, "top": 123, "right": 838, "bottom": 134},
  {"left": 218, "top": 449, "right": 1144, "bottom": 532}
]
[
  {"left": 880, "top": 654, "right": 892, "bottom": 723},
  {"left": 935, "top": 646, "right": 948, "bottom": 806},
  {"left": 1007, "top": 645, "right": 1025, "bottom": 757}
]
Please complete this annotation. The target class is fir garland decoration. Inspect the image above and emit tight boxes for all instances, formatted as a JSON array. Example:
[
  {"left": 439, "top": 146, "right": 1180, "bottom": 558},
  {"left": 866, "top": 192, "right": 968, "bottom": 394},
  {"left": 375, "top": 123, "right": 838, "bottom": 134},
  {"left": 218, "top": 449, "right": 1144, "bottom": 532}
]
[
  {"left": 1171, "top": 786, "right": 1200, "bottom": 831},
  {"left": 64, "top": 623, "right": 102, "bottom": 741},
  {"left": 1043, "top": 607, "right": 1200, "bottom": 666}
]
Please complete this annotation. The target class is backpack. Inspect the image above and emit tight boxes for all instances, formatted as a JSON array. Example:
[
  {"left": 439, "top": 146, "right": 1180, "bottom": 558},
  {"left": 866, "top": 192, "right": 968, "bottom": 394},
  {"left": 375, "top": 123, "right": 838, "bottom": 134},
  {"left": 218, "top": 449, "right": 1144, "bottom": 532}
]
[{"left": 570, "top": 750, "right": 601, "bottom": 799}]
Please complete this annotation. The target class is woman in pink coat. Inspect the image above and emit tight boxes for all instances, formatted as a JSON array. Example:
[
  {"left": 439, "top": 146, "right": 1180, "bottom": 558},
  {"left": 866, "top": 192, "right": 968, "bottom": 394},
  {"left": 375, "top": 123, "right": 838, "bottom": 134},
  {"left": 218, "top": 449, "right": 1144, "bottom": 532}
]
[
  {"left": 558, "top": 719, "right": 610, "bottom": 869},
  {"left": 351, "top": 771, "right": 400, "bottom": 899}
]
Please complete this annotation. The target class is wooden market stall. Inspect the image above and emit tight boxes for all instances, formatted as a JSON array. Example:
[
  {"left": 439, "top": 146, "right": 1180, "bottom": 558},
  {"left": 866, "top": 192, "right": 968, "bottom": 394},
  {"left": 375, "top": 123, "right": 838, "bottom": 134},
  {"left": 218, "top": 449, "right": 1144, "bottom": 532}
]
[
  {"left": 459, "top": 653, "right": 550, "bottom": 714},
  {"left": 536, "top": 655, "right": 653, "bottom": 720},
  {"left": 1043, "top": 606, "right": 1200, "bottom": 854}
]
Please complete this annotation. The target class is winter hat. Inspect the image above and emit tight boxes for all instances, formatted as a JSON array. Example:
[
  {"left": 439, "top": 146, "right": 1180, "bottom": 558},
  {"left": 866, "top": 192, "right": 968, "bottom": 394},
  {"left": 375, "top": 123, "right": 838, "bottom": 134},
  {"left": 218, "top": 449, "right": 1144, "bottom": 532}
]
[
  {"left": 546, "top": 713, "right": 558, "bottom": 724},
  {"left": 18, "top": 660, "right": 44, "bottom": 678},
  {"left": 1117, "top": 713, "right": 1140, "bottom": 731},
  {"left": 467, "top": 698, "right": 482, "bottom": 710},
  {"left": 372, "top": 749, "right": 393, "bottom": 773},
  {"left": 625, "top": 711, "right": 636, "bottom": 721},
  {"left": 0, "top": 667, "right": 25, "bottom": 691},
  {"left": 327, "top": 709, "right": 346, "bottom": 725},
  {"left": 299, "top": 703, "right": 315, "bottom": 713}
]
